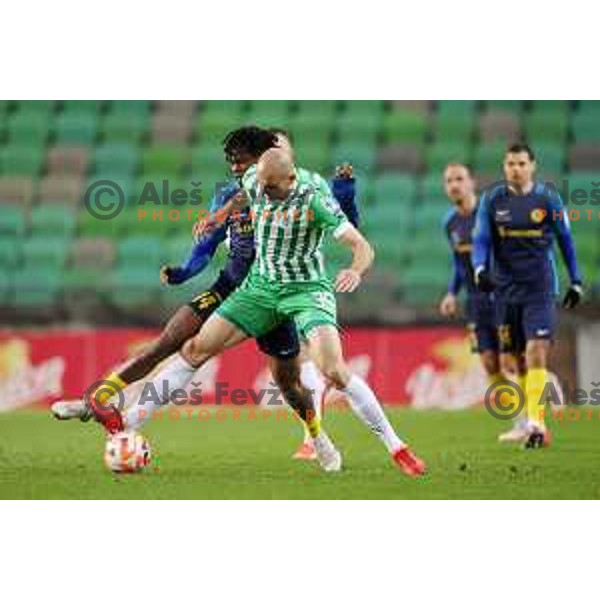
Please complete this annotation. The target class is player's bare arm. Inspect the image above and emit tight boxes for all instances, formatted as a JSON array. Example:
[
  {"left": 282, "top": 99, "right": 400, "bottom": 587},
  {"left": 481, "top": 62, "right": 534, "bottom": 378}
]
[{"left": 334, "top": 226, "right": 374, "bottom": 293}]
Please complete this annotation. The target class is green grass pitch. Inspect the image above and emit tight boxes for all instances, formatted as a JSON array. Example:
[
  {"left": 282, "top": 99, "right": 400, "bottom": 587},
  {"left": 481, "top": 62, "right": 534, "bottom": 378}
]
[{"left": 1, "top": 407, "right": 600, "bottom": 499}]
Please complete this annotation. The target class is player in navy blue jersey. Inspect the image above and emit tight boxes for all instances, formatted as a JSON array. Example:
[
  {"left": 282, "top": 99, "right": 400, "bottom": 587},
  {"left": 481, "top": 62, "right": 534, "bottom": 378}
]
[
  {"left": 439, "top": 164, "right": 504, "bottom": 392},
  {"left": 473, "top": 143, "right": 583, "bottom": 448}
]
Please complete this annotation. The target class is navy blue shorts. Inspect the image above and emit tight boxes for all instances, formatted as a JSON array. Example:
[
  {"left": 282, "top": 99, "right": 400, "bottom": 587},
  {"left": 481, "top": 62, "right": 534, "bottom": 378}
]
[
  {"left": 496, "top": 294, "right": 556, "bottom": 354},
  {"left": 466, "top": 295, "right": 498, "bottom": 353},
  {"left": 255, "top": 319, "right": 300, "bottom": 360}
]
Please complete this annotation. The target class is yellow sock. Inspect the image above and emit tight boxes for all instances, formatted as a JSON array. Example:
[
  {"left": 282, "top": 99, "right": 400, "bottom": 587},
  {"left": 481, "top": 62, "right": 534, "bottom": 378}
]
[
  {"left": 526, "top": 368, "right": 547, "bottom": 425},
  {"left": 489, "top": 372, "right": 510, "bottom": 409},
  {"left": 306, "top": 417, "right": 321, "bottom": 439},
  {"left": 96, "top": 372, "right": 128, "bottom": 405}
]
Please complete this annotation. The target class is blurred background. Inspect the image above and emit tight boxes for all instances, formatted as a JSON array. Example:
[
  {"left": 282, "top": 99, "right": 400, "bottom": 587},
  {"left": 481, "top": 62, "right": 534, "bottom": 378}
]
[
  {"left": 0, "top": 100, "right": 598, "bottom": 406},
  {"left": 0, "top": 100, "right": 598, "bottom": 327}
]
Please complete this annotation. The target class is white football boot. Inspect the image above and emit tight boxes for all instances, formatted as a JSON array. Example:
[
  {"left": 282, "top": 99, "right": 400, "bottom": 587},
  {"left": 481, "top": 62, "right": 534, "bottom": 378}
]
[
  {"left": 312, "top": 431, "right": 342, "bottom": 472},
  {"left": 51, "top": 399, "right": 92, "bottom": 422},
  {"left": 498, "top": 419, "right": 529, "bottom": 443}
]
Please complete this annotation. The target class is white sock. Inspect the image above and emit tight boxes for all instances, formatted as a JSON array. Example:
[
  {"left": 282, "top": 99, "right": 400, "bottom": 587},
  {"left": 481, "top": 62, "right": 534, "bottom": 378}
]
[
  {"left": 125, "top": 354, "right": 196, "bottom": 430},
  {"left": 343, "top": 375, "right": 405, "bottom": 454},
  {"left": 300, "top": 360, "right": 325, "bottom": 443}
]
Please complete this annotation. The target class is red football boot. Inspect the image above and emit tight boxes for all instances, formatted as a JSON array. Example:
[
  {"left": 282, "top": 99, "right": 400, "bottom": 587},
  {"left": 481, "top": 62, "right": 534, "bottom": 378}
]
[
  {"left": 392, "top": 446, "right": 427, "bottom": 477},
  {"left": 88, "top": 394, "right": 124, "bottom": 435}
]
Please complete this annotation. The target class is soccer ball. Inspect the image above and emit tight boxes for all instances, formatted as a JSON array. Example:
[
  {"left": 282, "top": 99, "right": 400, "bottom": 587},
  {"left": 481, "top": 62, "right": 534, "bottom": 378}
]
[{"left": 104, "top": 431, "right": 152, "bottom": 473}]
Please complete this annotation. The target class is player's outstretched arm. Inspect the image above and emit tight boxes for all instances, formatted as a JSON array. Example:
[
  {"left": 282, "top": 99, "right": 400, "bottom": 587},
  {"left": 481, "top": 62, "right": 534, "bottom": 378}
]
[
  {"left": 335, "top": 226, "right": 374, "bottom": 293},
  {"left": 161, "top": 226, "right": 226, "bottom": 285}
]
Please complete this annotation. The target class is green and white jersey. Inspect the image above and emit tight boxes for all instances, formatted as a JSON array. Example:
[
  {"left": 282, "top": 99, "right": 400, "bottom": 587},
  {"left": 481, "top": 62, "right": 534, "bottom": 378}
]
[{"left": 241, "top": 165, "right": 352, "bottom": 283}]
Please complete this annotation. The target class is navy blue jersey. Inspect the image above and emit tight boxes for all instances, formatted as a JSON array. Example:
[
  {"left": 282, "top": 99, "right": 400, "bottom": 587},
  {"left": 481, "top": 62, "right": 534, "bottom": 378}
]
[
  {"left": 443, "top": 205, "right": 479, "bottom": 297},
  {"left": 473, "top": 181, "right": 581, "bottom": 300}
]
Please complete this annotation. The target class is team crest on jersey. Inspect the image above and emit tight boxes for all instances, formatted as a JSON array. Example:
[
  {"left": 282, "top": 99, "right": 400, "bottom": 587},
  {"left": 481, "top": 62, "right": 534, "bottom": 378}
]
[{"left": 530, "top": 208, "right": 547, "bottom": 223}]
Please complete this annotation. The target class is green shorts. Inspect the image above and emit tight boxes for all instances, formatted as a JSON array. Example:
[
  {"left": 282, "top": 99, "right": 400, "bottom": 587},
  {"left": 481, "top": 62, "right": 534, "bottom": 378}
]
[{"left": 216, "top": 275, "right": 338, "bottom": 339}]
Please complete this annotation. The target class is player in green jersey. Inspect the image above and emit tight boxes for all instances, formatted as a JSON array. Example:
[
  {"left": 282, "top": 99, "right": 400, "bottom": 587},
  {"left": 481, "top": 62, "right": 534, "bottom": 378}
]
[{"left": 122, "top": 148, "right": 426, "bottom": 476}]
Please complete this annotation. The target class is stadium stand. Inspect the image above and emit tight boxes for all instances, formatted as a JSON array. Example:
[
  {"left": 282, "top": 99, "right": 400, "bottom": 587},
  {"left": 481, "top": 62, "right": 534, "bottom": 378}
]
[{"left": 0, "top": 100, "right": 598, "bottom": 324}]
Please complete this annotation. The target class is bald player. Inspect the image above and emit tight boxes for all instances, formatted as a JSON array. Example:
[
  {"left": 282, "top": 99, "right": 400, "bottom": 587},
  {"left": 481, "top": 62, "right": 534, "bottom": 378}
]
[{"left": 93, "top": 148, "right": 426, "bottom": 477}]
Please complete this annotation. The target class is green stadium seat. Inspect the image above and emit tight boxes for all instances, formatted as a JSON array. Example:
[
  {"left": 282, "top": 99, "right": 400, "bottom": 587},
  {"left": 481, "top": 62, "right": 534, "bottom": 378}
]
[
  {"left": 383, "top": 110, "right": 428, "bottom": 145},
  {"left": 0, "top": 144, "right": 44, "bottom": 177},
  {"left": 62, "top": 100, "right": 102, "bottom": 114},
  {"left": 142, "top": 145, "right": 188, "bottom": 176},
  {"left": 0, "top": 236, "right": 21, "bottom": 268},
  {"left": 94, "top": 142, "right": 140, "bottom": 175},
  {"left": 484, "top": 100, "right": 524, "bottom": 112},
  {"left": 400, "top": 263, "right": 448, "bottom": 304},
  {"left": 22, "top": 236, "right": 70, "bottom": 269},
  {"left": 54, "top": 113, "right": 98, "bottom": 144},
  {"left": 288, "top": 113, "right": 334, "bottom": 146},
  {"left": 529, "top": 100, "right": 571, "bottom": 114},
  {"left": 330, "top": 141, "right": 376, "bottom": 173},
  {"left": 577, "top": 101, "right": 600, "bottom": 115},
  {"left": 361, "top": 204, "right": 411, "bottom": 237},
  {"left": 342, "top": 100, "right": 385, "bottom": 116},
  {"left": 372, "top": 173, "right": 418, "bottom": 205},
  {"left": 13, "top": 100, "right": 56, "bottom": 118},
  {"left": 473, "top": 142, "right": 507, "bottom": 175},
  {"left": 194, "top": 111, "right": 243, "bottom": 146},
  {"left": 433, "top": 111, "right": 475, "bottom": 142},
  {"left": 437, "top": 100, "right": 477, "bottom": 115},
  {"left": 294, "top": 140, "right": 331, "bottom": 173},
  {"left": 0, "top": 206, "right": 26, "bottom": 238},
  {"left": 534, "top": 143, "right": 566, "bottom": 174},
  {"left": 572, "top": 113, "right": 600, "bottom": 142},
  {"left": 295, "top": 101, "right": 339, "bottom": 118},
  {"left": 107, "top": 100, "right": 152, "bottom": 116},
  {"left": 247, "top": 101, "right": 292, "bottom": 128},
  {"left": 102, "top": 112, "right": 149, "bottom": 143},
  {"left": 336, "top": 112, "right": 381, "bottom": 143},
  {"left": 30, "top": 204, "right": 77, "bottom": 237},
  {"left": 426, "top": 141, "right": 472, "bottom": 172},
  {"left": 413, "top": 203, "right": 446, "bottom": 229},
  {"left": 421, "top": 173, "right": 449, "bottom": 202},
  {"left": 12, "top": 266, "right": 62, "bottom": 307},
  {"left": 201, "top": 100, "right": 246, "bottom": 117},
  {"left": 523, "top": 112, "right": 568, "bottom": 142},
  {"left": 111, "top": 264, "right": 163, "bottom": 308},
  {"left": 7, "top": 112, "right": 50, "bottom": 146},
  {"left": 118, "top": 234, "right": 164, "bottom": 267}
]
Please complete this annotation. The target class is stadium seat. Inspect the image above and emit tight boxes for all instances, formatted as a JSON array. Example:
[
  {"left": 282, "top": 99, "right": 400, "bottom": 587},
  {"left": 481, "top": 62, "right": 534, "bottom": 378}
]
[
  {"left": 330, "top": 141, "right": 376, "bottom": 174},
  {"left": 376, "top": 144, "right": 423, "bottom": 174},
  {"left": 295, "top": 101, "right": 339, "bottom": 118},
  {"left": 111, "top": 264, "right": 163, "bottom": 308},
  {"left": 372, "top": 173, "right": 418, "bottom": 205},
  {"left": 568, "top": 144, "right": 600, "bottom": 172},
  {"left": 13, "top": 100, "right": 56, "bottom": 117},
  {"left": 194, "top": 111, "right": 242, "bottom": 146},
  {"left": 288, "top": 113, "right": 334, "bottom": 146},
  {"left": 155, "top": 100, "right": 198, "bottom": 117},
  {"left": 7, "top": 112, "right": 50, "bottom": 146},
  {"left": 484, "top": 100, "right": 523, "bottom": 112},
  {"left": 0, "top": 236, "right": 21, "bottom": 268},
  {"left": 437, "top": 100, "right": 477, "bottom": 114},
  {"left": 37, "top": 175, "right": 84, "bottom": 204},
  {"left": 523, "top": 112, "right": 568, "bottom": 142},
  {"left": 534, "top": 142, "right": 565, "bottom": 175},
  {"left": 473, "top": 142, "right": 507, "bottom": 175},
  {"left": 0, "top": 144, "right": 45, "bottom": 177},
  {"left": 529, "top": 100, "right": 571, "bottom": 115},
  {"left": 54, "top": 113, "right": 98, "bottom": 145},
  {"left": 383, "top": 110, "right": 428, "bottom": 145},
  {"left": 247, "top": 101, "right": 291, "bottom": 128},
  {"left": 478, "top": 110, "right": 520, "bottom": 143},
  {"left": 336, "top": 112, "right": 381, "bottom": 144},
  {"left": 426, "top": 141, "right": 471, "bottom": 172},
  {"left": 46, "top": 146, "right": 89, "bottom": 175},
  {"left": 102, "top": 112, "right": 149, "bottom": 143},
  {"left": 94, "top": 142, "right": 140, "bottom": 175},
  {"left": 108, "top": 100, "right": 152, "bottom": 117},
  {"left": 572, "top": 113, "right": 600, "bottom": 142},
  {"left": 200, "top": 100, "right": 246, "bottom": 117},
  {"left": 30, "top": 204, "right": 77, "bottom": 237},
  {"left": 433, "top": 110, "right": 475, "bottom": 142},
  {"left": 577, "top": 100, "right": 600, "bottom": 115},
  {"left": 12, "top": 266, "right": 62, "bottom": 307},
  {"left": 342, "top": 100, "right": 385, "bottom": 116},
  {"left": 142, "top": 145, "right": 188, "bottom": 176},
  {"left": 421, "top": 173, "right": 448, "bottom": 202},
  {"left": 22, "top": 236, "right": 70, "bottom": 269},
  {"left": 118, "top": 235, "right": 164, "bottom": 267},
  {"left": 62, "top": 100, "right": 103, "bottom": 114},
  {"left": 361, "top": 204, "right": 411, "bottom": 237},
  {"left": 0, "top": 179, "right": 34, "bottom": 206},
  {"left": 151, "top": 113, "right": 194, "bottom": 144}
]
